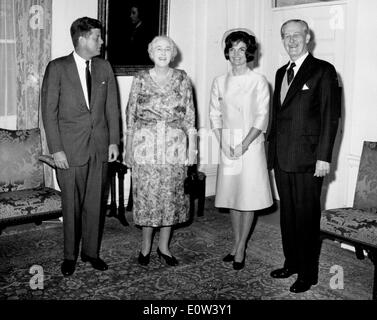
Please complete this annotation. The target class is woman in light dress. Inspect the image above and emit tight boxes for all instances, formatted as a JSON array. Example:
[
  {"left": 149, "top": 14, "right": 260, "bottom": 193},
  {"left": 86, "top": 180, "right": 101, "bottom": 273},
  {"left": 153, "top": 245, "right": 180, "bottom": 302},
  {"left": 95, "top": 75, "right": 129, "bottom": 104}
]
[
  {"left": 125, "top": 36, "right": 197, "bottom": 267},
  {"left": 209, "top": 29, "right": 273, "bottom": 270}
]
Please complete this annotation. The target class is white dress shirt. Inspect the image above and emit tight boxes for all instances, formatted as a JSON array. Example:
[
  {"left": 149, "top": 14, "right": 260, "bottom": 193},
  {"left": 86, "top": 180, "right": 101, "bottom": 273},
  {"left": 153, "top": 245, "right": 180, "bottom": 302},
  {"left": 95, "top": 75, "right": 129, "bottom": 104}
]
[
  {"left": 73, "top": 51, "right": 91, "bottom": 108},
  {"left": 287, "top": 51, "right": 309, "bottom": 78},
  {"left": 280, "top": 51, "right": 309, "bottom": 103}
]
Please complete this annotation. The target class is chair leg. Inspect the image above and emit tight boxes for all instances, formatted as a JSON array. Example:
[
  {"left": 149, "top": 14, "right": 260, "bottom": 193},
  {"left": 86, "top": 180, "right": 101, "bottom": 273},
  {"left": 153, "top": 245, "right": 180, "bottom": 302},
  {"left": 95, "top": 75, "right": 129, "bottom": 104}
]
[
  {"left": 117, "top": 169, "right": 129, "bottom": 227},
  {"left": 374, "top": 262, "right": 377, "bottom": 301},
  {"left": 126, "top": 176, "right": 133, "bottom": 211},
  {"left": 189, "top": 194, "right": 195, "bottom": 217},
  {"left": 368, "top": 249, "right": 377, "bottom": 300},
  {"left": 355, "top": 245, "right": 365, "bottom": 260},
  {"left": 197, "top": 177, "right": 206, "bottom": 217},
  {"left": 107, "top": 165, "right": 117, "bottom": 217}
]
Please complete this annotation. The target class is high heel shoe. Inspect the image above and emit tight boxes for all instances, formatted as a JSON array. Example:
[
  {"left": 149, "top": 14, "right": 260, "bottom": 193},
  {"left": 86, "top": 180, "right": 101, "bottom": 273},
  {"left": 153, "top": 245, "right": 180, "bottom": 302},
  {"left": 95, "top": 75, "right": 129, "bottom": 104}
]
[
  {"left": 233, "top": 255, "right": 246, "bottom": 270},
  {"left": 138, "top": 252, "right": 150, "bottom": 266},
  {"left": 157, "top": 248, "right": 178, "bottom": 266},
  {"left": 222, "top": 254, "right": 235, "bottom": 262}
]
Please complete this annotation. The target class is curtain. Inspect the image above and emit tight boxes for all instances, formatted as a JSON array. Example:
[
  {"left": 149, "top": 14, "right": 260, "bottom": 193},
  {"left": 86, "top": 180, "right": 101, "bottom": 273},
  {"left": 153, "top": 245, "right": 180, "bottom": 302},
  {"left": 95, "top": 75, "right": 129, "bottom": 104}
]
[
  {"left": 15, "top": 0, "right": 53, "bottom": 186},
  {"left": 0, "top": 0, "right": 17, "bottom": 126},
  {"left": 15, "top": 0, "right": 51, "bottom": 128}
]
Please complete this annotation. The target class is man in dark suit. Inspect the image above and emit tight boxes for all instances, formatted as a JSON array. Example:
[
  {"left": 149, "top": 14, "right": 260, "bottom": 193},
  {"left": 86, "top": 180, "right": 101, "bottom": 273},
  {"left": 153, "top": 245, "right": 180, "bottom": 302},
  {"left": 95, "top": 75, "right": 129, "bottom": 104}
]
[
  {"left": 267, "top": 19, "right": 340, "bottom": 293},
  {"left": 41, "top": 17, "right": 120, "bottom": 276}
]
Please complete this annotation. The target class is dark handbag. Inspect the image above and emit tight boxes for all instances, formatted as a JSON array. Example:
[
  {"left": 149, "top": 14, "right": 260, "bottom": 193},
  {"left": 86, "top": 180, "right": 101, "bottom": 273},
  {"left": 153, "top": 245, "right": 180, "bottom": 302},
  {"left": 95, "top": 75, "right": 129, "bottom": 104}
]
[
  {"left": 184, "top": 173, "right": 196, "bottom": 195},
  {"left": 184, "top": 165, "right": 206, "bottom": 197},
  {"left": 184, "top": 165, "right": 206, "bottom": 217}
]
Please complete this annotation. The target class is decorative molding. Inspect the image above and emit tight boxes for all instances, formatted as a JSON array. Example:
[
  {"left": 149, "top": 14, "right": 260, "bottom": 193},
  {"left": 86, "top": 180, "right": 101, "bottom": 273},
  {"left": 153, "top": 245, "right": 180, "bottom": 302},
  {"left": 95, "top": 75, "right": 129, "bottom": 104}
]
[
  {"left": 346, "top": 153, "right": 361, "bottom": 168},
  {"left": 272, "top": 0, "right": 348, "bottom": 11},
  {"left": 202, "top": 164, "right": 218, "bottom": 177},
  {"left": 0, "top": 115, "right": 17, "bottom": 130},
  {"left": 205, "top": 174, "right": 217, "bottom": 196}
]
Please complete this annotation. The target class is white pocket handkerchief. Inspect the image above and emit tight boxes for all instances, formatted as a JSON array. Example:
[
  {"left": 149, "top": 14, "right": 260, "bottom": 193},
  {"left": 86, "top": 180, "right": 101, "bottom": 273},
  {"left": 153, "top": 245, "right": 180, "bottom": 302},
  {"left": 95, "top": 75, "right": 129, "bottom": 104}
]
[
  {"left": 101, "top": 81, "right": 106, "bottom": 85},
  {"left": 302, "top": 84, "right": 309, "bottom": 90}
]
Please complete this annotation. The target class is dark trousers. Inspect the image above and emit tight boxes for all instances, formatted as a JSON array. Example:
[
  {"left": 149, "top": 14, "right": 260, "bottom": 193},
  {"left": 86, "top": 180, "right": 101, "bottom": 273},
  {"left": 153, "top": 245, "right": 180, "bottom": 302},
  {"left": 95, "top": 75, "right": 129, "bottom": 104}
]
[
  {"left": 57, "top": 153, "right": 108, "bottom": 260},
  {"left": 274, "top": 165, "right": 323, "bottom": 281}
]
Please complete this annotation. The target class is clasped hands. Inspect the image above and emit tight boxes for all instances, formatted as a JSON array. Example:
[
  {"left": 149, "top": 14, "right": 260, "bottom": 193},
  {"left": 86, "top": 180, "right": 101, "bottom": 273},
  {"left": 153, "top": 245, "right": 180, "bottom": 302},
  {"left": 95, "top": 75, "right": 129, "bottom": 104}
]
[{"left": 221, "top": 142, "right": 248, "bottom": 160}]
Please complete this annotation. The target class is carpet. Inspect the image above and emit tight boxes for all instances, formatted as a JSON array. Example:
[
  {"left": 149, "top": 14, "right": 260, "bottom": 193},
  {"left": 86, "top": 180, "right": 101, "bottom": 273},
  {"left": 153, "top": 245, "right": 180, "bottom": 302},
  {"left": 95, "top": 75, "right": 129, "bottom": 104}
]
[{"left": 0, "top": 197, "right": 374, "bottom": 300}]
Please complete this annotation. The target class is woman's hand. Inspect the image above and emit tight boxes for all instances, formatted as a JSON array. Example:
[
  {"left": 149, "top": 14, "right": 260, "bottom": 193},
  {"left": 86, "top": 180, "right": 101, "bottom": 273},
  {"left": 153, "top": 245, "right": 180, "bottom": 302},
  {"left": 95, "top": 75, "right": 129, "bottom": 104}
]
[
  {"left": 234, "top": 141, "right": 249, "bottom": 157},
  {"left": 186, "top": 129, "right": 198, "bottom": 166},
  {"left": 125, "top": 152, "right": 133, "bottom": 168},
  {"left": 187, "top": 148, "right": 197, "bottom": 165},
  {"left": 125, "top": 134, "right": 134, "bottom": 168},
  {"left": 221, "top": 142, "right": 238, "bottom": 160}
]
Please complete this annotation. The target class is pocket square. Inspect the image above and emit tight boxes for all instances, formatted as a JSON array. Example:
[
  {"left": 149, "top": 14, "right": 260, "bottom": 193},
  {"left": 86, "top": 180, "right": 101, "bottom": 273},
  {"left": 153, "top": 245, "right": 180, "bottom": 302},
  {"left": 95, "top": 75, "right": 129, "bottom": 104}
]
[
  {"left": 101, "top": 81, "right": 106, "bottom": 85},
  {"left": 302, "top": 84, "right": 309, "bottom": 90}
]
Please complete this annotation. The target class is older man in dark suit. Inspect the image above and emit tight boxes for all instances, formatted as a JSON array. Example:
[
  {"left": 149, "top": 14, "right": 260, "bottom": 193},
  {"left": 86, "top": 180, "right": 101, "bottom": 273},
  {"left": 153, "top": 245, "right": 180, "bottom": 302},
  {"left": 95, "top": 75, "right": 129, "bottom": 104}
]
[
  {"left": 41, "top": 17, "right": 120, "bottom": 276},
  {"left": 267, "top": 19, "right": 340, "bottom": 293}
]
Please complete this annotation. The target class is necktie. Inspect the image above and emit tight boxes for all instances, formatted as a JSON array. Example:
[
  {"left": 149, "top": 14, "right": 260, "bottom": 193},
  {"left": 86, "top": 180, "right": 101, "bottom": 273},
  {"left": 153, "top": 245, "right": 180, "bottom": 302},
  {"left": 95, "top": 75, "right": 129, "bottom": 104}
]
[
  {"left": 287, "top": 62, "right": 296, "bottom": 86},
  {"left": 85, "top": 60, "right": 91, "bottom": 105}
]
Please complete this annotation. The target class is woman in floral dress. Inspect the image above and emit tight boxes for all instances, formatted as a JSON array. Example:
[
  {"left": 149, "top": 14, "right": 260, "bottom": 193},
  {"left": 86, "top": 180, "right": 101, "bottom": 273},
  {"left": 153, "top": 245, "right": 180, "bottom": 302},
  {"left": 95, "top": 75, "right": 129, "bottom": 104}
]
[{"left": 125, "top": 36, "right": 197, "bottom": 266}]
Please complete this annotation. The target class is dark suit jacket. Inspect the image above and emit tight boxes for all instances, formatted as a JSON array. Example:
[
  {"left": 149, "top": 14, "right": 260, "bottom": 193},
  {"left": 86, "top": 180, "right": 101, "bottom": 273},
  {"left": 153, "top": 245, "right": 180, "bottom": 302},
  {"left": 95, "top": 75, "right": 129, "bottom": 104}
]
[
  {"left": 41, "top": 53, "right": 120, "bottom": 167},
  {"left": 267, "top": 53, "right": 340, "bottom": 172}
]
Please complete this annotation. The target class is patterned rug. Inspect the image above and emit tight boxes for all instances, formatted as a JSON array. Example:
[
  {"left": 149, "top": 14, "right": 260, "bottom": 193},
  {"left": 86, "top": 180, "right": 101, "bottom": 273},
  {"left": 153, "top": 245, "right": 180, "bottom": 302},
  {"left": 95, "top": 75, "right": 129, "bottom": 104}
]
[{"left": 0, "top": 197, "right": 374, "bottom": 300}]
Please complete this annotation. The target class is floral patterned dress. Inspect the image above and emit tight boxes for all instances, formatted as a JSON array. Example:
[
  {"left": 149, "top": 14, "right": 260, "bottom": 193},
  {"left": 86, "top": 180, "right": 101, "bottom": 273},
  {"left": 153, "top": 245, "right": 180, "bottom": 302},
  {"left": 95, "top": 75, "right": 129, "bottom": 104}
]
[{"left": 126, "top": 69, "right": 196, "bottom": 227}]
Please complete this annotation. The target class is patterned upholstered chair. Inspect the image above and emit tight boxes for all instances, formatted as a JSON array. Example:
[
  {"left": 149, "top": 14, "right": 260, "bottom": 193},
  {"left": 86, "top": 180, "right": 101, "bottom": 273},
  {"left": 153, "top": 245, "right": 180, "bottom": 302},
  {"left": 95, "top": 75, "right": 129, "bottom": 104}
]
[
  {"left": 320, "top": 141, "right": 377, "bottom": 300},
  {"left": 0, "top": 128, "right": 62, "bottom": 234}
]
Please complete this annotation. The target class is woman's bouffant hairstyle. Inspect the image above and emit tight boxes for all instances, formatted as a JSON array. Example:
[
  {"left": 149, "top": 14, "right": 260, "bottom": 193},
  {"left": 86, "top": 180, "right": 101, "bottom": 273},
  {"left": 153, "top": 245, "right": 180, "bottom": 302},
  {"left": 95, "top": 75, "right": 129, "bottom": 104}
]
[
  {"left": 148, "top": 35, "right": 178, "bottom": 62},
  {"left": 224, "top": 31, "right": 257, "bottom": 63}
]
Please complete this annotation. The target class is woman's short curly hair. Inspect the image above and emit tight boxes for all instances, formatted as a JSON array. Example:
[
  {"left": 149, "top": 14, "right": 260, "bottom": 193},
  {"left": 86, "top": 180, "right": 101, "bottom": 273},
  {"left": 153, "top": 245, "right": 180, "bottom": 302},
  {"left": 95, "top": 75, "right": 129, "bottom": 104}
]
[
  {"left": 224, "top": 31, "right": 257, "bottom": 63},
  {"left": 148, "top": 35, "right": 178, "bottom": 62}
]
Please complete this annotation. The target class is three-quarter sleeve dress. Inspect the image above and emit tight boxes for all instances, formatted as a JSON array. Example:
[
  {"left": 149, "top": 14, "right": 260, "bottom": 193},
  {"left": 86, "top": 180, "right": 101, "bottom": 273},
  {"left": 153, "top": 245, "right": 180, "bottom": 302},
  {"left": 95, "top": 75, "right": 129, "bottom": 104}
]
[{"left": 209, "top": 69, "right": 273, "bottom": 211}]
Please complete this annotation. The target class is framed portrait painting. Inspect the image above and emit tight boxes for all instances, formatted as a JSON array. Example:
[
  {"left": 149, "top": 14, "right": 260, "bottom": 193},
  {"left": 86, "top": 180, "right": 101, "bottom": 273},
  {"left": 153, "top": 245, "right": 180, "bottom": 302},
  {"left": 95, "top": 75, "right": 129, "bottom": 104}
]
[{"left": 98, "top": 0, "right": 169, "bottom": 75}]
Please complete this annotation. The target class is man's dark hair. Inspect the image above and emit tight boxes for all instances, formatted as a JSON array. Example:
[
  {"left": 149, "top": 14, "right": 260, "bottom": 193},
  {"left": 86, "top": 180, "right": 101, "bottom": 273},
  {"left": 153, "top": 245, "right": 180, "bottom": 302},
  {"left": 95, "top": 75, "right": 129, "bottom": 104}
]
[
  {"left": 70, "top": 17, "right": 102, "bottom": 48},
  {"left": 224, "top": 31, "right": 257, "bottom": 63}
]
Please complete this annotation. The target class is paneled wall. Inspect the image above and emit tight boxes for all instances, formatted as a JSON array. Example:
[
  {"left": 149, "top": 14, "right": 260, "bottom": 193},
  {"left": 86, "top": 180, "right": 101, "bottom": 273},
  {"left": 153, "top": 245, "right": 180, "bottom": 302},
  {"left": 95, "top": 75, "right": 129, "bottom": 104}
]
[
  {"left": 343, "top": 0, "right": 377, "bottom": 205},
  {"left": 51, "top": 0, "right": 97, "bottom": 59}
]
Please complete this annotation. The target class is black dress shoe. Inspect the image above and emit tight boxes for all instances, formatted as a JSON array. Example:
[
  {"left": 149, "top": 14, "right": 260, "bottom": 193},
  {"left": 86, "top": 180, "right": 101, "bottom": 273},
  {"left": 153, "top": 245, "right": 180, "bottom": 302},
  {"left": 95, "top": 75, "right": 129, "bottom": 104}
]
[
  {"left": 138, "top": 252, "right": 150, "bottom": 266},
  {"left": 232, "top": 256, "right": 245, "bottom": 270},
  {"left": 61, "top": 259, "right": 76, "bottom": 277},
  {"left": 157, "top": 248, "right": 178, "bottom": 266},
  {"left": 81, "top": 254, "right": 108, "bottom": 271},
  {"left": 270, "top": 267, "right": 297, "bottom": 279},
  {"left": 289, "top": 278, "right": 318, "bottom": 293},
  {"left": 222, "top": 254, "right": 235, "bottom": 262}
]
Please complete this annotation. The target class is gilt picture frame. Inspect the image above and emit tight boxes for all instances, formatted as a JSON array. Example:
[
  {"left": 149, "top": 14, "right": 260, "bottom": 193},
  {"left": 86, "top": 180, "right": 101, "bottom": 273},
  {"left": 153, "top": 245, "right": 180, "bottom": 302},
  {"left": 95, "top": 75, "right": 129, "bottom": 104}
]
[{"left": 98, "top": 0, "right": 169, "bottom": 76}]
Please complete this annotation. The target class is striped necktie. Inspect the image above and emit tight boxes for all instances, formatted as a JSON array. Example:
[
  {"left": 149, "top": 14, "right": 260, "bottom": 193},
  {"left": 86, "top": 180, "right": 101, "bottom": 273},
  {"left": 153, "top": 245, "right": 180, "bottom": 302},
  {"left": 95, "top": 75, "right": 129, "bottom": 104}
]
[{"left": 287, "top": 62, "right": 296, "bottom": 86}]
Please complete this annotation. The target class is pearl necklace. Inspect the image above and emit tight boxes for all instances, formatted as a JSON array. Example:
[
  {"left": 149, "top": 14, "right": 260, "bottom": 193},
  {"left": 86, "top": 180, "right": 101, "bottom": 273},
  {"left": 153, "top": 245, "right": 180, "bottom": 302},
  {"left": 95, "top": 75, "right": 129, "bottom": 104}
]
[{"left": 150, "top": 68, "right": 172, "bottom": 87}]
